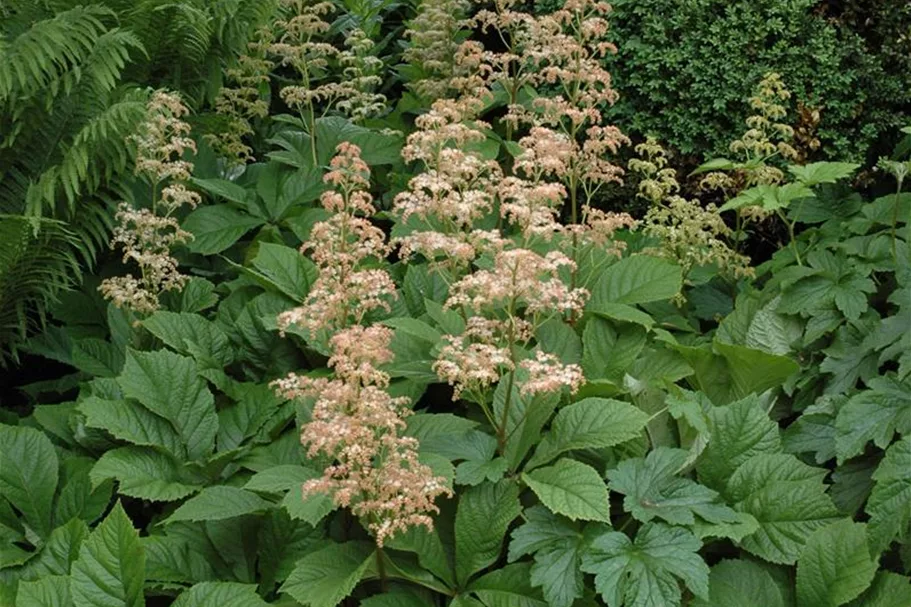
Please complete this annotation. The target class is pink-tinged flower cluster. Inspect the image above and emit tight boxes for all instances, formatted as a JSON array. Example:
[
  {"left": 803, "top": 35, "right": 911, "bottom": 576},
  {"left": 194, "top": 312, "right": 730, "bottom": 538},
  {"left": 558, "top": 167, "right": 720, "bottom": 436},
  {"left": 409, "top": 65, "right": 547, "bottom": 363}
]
[
  {"left": 393, "top": 98, "right": 503, "bottom": 272},
  {"left": 519, "top": 351, "right": 584, "bottom": 396},
  {"left": 99, "top": 91, "right": 199, "bottom": 315},
  {"left": 446, "top": 249, "right": 588, "bottom": 316},
  {"left": 434, "top": 249, "right": 588, "bottom": 401},
  {"left": 273, "top": 325, "right": 451, "bottom": 547},
  {"left": 277, "top": 143, "right": 396, "bottom": 336}
]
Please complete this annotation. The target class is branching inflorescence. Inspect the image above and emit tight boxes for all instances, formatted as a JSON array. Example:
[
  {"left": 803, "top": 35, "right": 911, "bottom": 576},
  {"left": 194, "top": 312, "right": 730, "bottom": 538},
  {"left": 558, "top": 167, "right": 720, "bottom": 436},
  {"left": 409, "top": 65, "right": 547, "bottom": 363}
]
[{"left": 99, "top": 90, "right": 200, "bottom": 316}]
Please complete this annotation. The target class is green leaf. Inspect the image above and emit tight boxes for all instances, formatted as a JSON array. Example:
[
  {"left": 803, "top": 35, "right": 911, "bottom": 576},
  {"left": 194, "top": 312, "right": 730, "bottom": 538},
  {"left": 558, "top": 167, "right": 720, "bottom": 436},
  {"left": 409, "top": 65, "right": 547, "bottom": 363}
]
[
  {"left": 468, "top": 563, "right": 549, "bottom": 607},
  {"left": 15, "top": 576, "right": 71, "bottom": 607},
  {"left": 142, "top": 312, "right": 233, "bottom": 369},
  {"left": 0, "top": 424, "right": 58, "bottom": 538},
  {"left": 455, "top": 480, "right": 522, "bottom": 585},
  {"left": 845, "top": 572, "right": 911, "bottom": 607},
  {"left": 183, "top": 206, "right": 264, "bottom": 254},
  {"left": 866, "top": 437, "right": 911, "bottom": 555},
  {"left": 691, "top": 559, "right": 785, "bottom": 607},
  {"left": 493, "top": 373, "right": 560, "bottom": 470},
  {"left": 591, "top": 255, "right": 682, "bottom": 306},
  {"left": 90, "top": 447, "right": 201, "bottom": 502},
  {"left": 244, "top": 464, "right": 336, "bottom": 525},
  {"left": 690, "top": 158, "right": 736, "bottom": 175},
  {"left": 508, "top": 506, "right": 587, "bottom": 607},
  {"left": 70, "top": 502, "right": 145, "bottom": 607},
  {"left": 172, "top": 582, "right": 270, "bottom": 607},
  {"left": 582, "top": 318, "right": 647, "bottom": 381},
  {"left": 250, "top": 242, "right": 317, "bottom": 301},
  {"left": 142, "top": 536, "right": 218, "bottom": 586},
  {"left": 71, "top": 338, "right": 124, "bottom": 377},
  {"left": 56, "top": 458, "right": 114, "bottom": 526},
  {"left": 581, "top": 522, "right": 709, "bottom": 607},
  {"left": 697, "top": 395, "right": 781, "bottom": 491},
  {"left": 523, "top": 458, "right": 611, "bottom": 523},
  {"left": 118, "top": 349, "right": 217, "bottom": 461},
  {"left": 536, "top": 319, "right": 582, "bottom": 364},
  {"left": 726, "top": 455, "right": 840, "bottom": 565},
  {"left": 190, "top": 177, "right": 250, "bottom": 205},
  {"left": 835, "top": 376, "right": 911, "bottom": 464},
  {"left": 280, "top": 542, "right": 374, "bottom": 607},
  {"left": 607, "top": 448, "right": 741, "bottom": 526},
  {"left": 796, "top": 520, "right": 877, "bottom": 607},
  {"left": 79, "top": 396, "right": 184, "bottom": 457},
  {"left": 591, "top": 303, "right": 655, "bottom": 330},
  {"left": 788, "top": 162, "right": 859, "bottom": 187},
  {"left": 165, "top": 486, "right": 273, "bottom": 524},
  {"left": 529, "top": 398, "right": 649, "bottom": 470}
]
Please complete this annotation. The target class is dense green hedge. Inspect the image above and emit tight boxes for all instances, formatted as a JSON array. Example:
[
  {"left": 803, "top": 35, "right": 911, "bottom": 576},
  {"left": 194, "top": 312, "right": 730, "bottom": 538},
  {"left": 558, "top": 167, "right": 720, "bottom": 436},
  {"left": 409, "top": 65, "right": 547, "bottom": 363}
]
[{"left": 536, "top": 0, "right": 909, "bottom": 162}]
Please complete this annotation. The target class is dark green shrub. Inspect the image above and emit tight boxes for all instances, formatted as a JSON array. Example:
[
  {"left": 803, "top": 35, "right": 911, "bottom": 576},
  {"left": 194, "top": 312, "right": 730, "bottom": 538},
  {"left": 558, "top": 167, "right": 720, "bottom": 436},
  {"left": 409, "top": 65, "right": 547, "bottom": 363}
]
[{"left": 569, "top": 0, "right": 909, "bottom": 161}]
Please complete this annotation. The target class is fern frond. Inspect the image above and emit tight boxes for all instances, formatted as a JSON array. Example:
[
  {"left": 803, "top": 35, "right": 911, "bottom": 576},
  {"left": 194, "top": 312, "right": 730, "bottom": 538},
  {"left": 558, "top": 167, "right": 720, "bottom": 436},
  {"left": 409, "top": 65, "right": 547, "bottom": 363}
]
[
  {"left": 25, "top": 87, "right": 149, "bottom": 213},
  {"left": 0, "top": 5, "right": 114, "bottom": 101},
  {"left": 0, "top": 215, "right": 82, "bottom": 366}
]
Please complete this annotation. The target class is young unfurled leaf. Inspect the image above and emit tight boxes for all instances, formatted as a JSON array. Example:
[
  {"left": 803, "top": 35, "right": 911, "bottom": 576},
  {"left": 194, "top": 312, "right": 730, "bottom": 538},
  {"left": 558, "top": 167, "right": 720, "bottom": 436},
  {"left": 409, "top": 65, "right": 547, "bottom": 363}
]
[
  {"left": 581, "top": 522, "right": 709, "bottom": 607},
  {"left": 697, "top": 395, "right": 781, "bottom": 491},
  {"left": 607, "top": 448, "right": 741, "bottom": 527},
  {"left": 523, "top": 459, "right": 611, "bottom": 523},
  {"left": 70, "top": 502, "right": 145, "bottom": 607}
]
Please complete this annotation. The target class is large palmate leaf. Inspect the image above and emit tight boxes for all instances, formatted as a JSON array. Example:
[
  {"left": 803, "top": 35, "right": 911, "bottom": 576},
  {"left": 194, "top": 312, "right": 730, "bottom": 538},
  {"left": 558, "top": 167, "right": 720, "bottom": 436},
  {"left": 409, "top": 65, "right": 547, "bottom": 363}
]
[
  {"left": 455, "top": 480, "right": 522, "bottom": 585},
  {"left": 590, "top": 255, "right": 683, "bottom": 306},
  {"left": 79, "top": 395, "right": 184, "bottom": 457},
  {"left": 90, "top": 446, "right": 202, "bottom": 502},
  {"left": 468, "top": 562, "right": 549, "bottom": 607},
  {"left": 508, "top": 507, "right": 589, "bottom": 607},
  {"left": 528, "top": 397, "right": 649, "bottom": 470},
  {"left": 164, "top": 487, "right": 273, "bottom": 524},
  {"left": 865, "top": 437, "right": 911, "bottom": 555},
  {"left": 172, "top": 582, "right": 270, "bottom": 607},
  {"left": 581, "top": 523, "right": 709, "bottom": 607},
  {"left": 0, "top": 424, "right": 58, "bottom": 538},
  {"left": 280, "top": 542, "right": 374, "bottom": 607},
  {"left": 796, "top": 520, "right": 877, "bottom": 607},
  {"left": 523, "top": 458, "right": 611, "bottom": 523},
  {"left": 691, "top": 559, "right": 785, "bottom": 607},
  {"left": 142, "top": 312, "right": 234, "bottom": 370},
  {"left": 70, "top": 502, "right": 145, "bottom": 607},
  {"left": 182, "top": 206, "right": 265, "bottom": 254},
  {"left": 835, "top": 375, "right": 911, "bottom": 464},
  {"left": 607, "top": 448, "right": 740, "bottom": 527},
  {"left": 697, "top": 395, "right": 781, "bottom": 491},
  {"left": 118, "top": 349, "right": 218, "bottom": 461}
]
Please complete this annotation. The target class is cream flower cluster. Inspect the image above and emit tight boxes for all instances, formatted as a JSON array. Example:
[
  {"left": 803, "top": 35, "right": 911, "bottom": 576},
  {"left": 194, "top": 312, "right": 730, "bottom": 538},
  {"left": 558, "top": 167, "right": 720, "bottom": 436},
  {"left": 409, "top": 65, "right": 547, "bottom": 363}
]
[{"left": 99, "top": 91, "right": 199, "bottom": 316}]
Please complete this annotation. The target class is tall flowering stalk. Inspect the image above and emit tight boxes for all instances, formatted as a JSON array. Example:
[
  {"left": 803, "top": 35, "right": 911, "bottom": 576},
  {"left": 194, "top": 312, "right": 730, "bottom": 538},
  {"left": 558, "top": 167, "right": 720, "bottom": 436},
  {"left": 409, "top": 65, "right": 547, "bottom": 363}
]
[
  {"left": 277, "top": 142, "right": 396, "bottom": 341},
  {"left": 99, "top": 91, "right": 200, "bottom": 316},
  {"left": 402, "top": 0, "right": 470, "bottom": 100},
  {"left": 274, "top": 144, "right": 450, "bottom": 550},
  {"left": 434, "top": 248, "right": 587, "bottom": 453},
  {"left": 630, "top": 138, "right": 753, "bottom": 295},
  {"left": 273, "top": 324, "right": 451, "bottom": 547},
  {"left": 392, "top": 97, "right": 504, "bottom": 277},
  {"left": 271, "top": 0, "right": 389, "bottom": 164}
]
